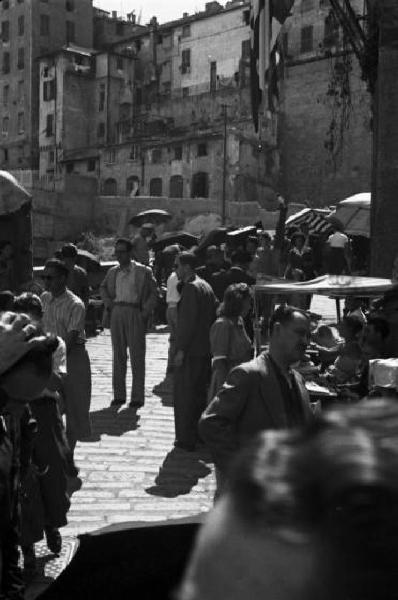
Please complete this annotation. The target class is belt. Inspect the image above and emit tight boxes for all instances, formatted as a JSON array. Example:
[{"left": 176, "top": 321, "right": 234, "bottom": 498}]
[{"left": 114, "top": 302, "right": 141, "bottom": 308}]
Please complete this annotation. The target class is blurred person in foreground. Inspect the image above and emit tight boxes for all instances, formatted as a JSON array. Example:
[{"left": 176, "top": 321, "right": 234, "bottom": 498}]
[
  {"left": 208, "top": 283, "right": 252, "bottom": 401},
  {"left": 200, "top": 304, "right": 313, "bottom": 492},
  {"left": 0, "top": 312, "right": 58, "bottom": 599},
  {"left": 41, "top": 259, "right": 91, "bottom": 459},
  {"left": 181, "top": 399, "right": 398, "bottom": 600}
]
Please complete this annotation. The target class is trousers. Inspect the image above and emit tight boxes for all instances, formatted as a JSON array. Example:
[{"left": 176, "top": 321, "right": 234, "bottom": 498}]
[
  {"left": 63, "top": 344, "right": 92, "bottom": 449},
  {"left": 166, "top": 305, "right": 178, "bottom": 373},
  {"left": 110, "top": 305, "right": 146, "bottom": 404},
  {"left": 174, "top": 356, "right": 211, "bottom": 447}
]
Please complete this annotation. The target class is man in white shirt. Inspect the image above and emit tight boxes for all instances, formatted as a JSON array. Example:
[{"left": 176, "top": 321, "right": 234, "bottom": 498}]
[
  {"left": 100, "top": 238, "right": 157, "bottom": 408},
  {"left": 166, "top": 266, "right": 181, "bottom": 375},
  {"left": 326, "top": 226, "right": 351, "bottom": 274}
]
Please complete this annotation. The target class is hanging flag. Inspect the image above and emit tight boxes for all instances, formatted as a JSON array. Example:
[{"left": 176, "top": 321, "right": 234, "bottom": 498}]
[{"left": 250, "top": 0, "right": 295, "bottom": 132}]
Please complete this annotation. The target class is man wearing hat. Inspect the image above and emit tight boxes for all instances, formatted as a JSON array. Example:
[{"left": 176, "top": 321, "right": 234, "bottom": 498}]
[
  {"left": 131, "top": 224, "right": 154, "bottom": 266},
  {"left": 60, "top": 243, "right": 90, "bottom": 306}
]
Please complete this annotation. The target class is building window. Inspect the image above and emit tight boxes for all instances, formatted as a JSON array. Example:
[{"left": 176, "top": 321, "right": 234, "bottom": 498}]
[
  {"left": 17, "top": 112, "right": 24, "bottom": 134},
  {"left": 116, "top": 56, "right": 123, "bottom": 71},
  {"left": 282, "top": 32, "right": 289, "bottom": 55},
  {"left": 99, "top": 84, "right": 105, "bottom": 111},
  {"left": 116, "top": 21, "right": 124, "bottom": 36},
  {"left": 49, "top": 150, "right": 55, "bottom": 165},
  {"left": 3, "top": 85, "right": 9, "bottom": 107},
  {"left": 169, "top": 175, "right": 183, "bottom": 198},
  {"left": 2, "top": 1, "right": 9, "bottom": 9},
  {"left": 87, "top": 158, "right": 96, "bottom": 171},
  {"left": 2, "top": 117, "right": 9, "bottom": 136},
  {"left": 243, "top": 9, "right": 250, "bottom": 25},
  {"left": 2, "top": 52, "right": 10, "bottom": 74},
  {"left": 66, "top": 0, "right": 74, "bottom": 11},
  {"left": 1, "top": 21, "right": 10, "bottom": 43},
  {"left": 66, "top": 20, "right": 75, "bottom": 43},
  {"left": 66, "top": 161, "right": 74, "bottom": 174},
  {"left": 182, "top": 23, "right": 191, "bottom": 38},
  {"left": 97, "top": 122, "right": 105, "bottom": 138},
  {"left": 182, "top": 87, "right": 189, "bottom": 98},
  {"left": 300, "top": 25, "right": 313, "bottom": 52},
  {"left": 210, "top": 61, "right": 217, "bottom": 92},
  {"left": 197, "top": 142, "right": 208, "bottom": 157},
  {"left": 18, "top": 15, "right": 24, "bottom": 36},
  {"left": 191, "top": 171, "right": 209, "bottom": 198},
  {"left": 105, "top": 149, "right": 116, "bottom": 163},
  {"left": 149, "top": 178, "right": 162, "bottom": 196},
  {"left": 324, "top": 14, "right": 339, "bottom": 47},
  {"left": 126, "top": 175, "right": 140, "bottom": 196},
  {"left": 17, "top": 81, "right": 24, "bottom": 102},
  {"left": 241, "top": 39, "right": 250, "bottom": 59},
  {"left": 174, "top": 146, "right": 182, "bottom": 160},
  {"left": 129, "top": 144, "right": 139, "bottom": 160},
  {"left": 40, "top": 14, "right": 50, "bottom": 36},
  {"left": 17, "top": 48, "right": 25, "bottom": 69},
  {"left": 181, "top": 49, "right": 191, "bottom": 74},
  {"left": 43, "top": 79, "right": 56, "bottom": 101},
  {"left": 103, "top": 178, "right": 117, "bottom": 195},
  {"left": 46, "top": 113, "right": 54, "bottom": 136},
  {"left": 152, "top": 148, "right": 162, "bottom": 164}
]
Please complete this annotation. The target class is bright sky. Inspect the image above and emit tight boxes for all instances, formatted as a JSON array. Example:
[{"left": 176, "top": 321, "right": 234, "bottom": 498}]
[{"left": 93, "top": 0, "right": 209, "bottom": 24}]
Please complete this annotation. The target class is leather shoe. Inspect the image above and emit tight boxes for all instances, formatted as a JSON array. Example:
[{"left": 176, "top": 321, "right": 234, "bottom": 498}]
[
  {"left": 45, "top": 527, "right": 62, "bottom": 555},
  {"left": 174, "top": 440, "right": 196, "bottom": 452},
  {"left": 110, "top": 399, "right": 125, "bottom": 407},
  {"left": 128, "top": 401, "right": 144, "bottom": 409}
]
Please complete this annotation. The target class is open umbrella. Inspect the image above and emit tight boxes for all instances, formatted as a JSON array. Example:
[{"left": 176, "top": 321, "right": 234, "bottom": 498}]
[
  {"left": 226, "top": 225, "right": 257, "bottom": 246},
  {"left": 0, "top": 170, "right": 31, "bottom": 213},
  {"left": 76, "top": 249, "right": 101, "bottom": 272},
  {"left": 197, "top": 227, "right": 229, "bottom": 251},
  {"left": 152, "top": 231, "right": 199, "bottom": 252},
  {"left": 285, "top": 208, "right": 333, "bottom": 236},
  {"left": 330, "top": 193, "right": 371, "bottom": 238},
  {"left": 129, "top": 209, "right": 172, "bottom": 228}
]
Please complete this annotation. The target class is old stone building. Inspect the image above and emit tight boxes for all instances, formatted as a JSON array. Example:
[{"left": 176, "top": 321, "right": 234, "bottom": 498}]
[
  {"left": 0, "top": 0, "right": 94, "bottom": 178},
  {"left": 281, "top": 0, "right": 372, "bottom": 206},
  {"left": 97, "top": 0, "right": 277, "bottom": 206}
]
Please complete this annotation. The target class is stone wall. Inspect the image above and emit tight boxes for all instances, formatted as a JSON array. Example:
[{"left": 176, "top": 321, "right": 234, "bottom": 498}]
[{"left": 281, "top": 56, "right": 372, "bottom": 207}]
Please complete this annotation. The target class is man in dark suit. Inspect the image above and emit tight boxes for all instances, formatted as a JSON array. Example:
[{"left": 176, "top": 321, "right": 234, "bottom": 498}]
[
  {"left": 199, "top": 304, "right": 313, "bottom": 489},
  {"left": 173, "top": 252, "right": 217, "bottom": 451},
  {"left": 211, "top": 250, "right": 255, "bottom": 301}
]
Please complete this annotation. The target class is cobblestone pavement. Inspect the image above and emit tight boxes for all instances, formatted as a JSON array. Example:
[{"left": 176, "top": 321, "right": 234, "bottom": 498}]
[{"left": 26, "top": 294, "right": 336, "bottom": 596}]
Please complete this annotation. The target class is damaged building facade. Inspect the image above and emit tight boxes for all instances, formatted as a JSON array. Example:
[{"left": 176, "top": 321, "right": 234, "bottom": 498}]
[{"left": 37, "top": 0, "right": 278, "bottom": 207}]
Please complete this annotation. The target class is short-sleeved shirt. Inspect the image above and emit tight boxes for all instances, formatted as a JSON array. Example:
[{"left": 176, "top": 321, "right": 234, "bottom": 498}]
[
  {"left": 210, "top": 316, "right": 252, "bottom": 369},
  {"left": 41, "top": 289, "right": 86, "bottom": 343},
  {"left": 166, "top": 271, "right": 180, "bottom": 305},
  {"left": 328, "top": 232, "right": 349, "bottom": 248}
]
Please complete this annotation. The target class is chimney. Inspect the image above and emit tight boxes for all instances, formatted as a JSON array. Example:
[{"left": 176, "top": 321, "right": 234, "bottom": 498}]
[
  {"left": 183, "top": 12, "right": 188, "bottom": 18},
  {"left": 112, "top": 10, "right": 117, "bottom": 19}
]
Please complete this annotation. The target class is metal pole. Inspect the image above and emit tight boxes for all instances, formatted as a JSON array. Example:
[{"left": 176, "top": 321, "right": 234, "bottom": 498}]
[{"left": 221, "top": 104, "right": 228, "bottom": 225}]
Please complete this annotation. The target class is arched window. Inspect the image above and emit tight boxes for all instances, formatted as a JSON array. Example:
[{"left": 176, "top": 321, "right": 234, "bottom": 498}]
[
  {"left": 126, "top": 175, "right": 140, "bottom": 196},
  {"left": 103, "top": 178, "right": 117, "bottom": 195},
  {"left": 191, "top": 171, "right": 209, "bottom": 198},
  {"left": 149, "top": 177, "right": 162, "bottom": 196},
  {"left": 169, "top": 175, "right": 183, "bottom": 198}
]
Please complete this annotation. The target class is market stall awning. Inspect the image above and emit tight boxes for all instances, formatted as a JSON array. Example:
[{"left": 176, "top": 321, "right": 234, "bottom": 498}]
[
  {"left": 330, "top": 192, "right": 371, "bottom": 238},
  {"left": 255, "top": 275, "right": 395, "bottom": 297},
  {"left": 285, "top": 208, "right": 333, "bottom": 236}
]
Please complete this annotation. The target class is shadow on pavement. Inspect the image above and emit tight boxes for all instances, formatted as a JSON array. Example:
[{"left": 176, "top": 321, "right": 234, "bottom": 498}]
[
  {"left": 152, "top": 378, "right": 174, "bottom": 407},
  {"left": 87, "top": 406, "right": 140, "bottom": 440},
  {"left": 145, "top": 447, "right": 212, "bottom": 498}
]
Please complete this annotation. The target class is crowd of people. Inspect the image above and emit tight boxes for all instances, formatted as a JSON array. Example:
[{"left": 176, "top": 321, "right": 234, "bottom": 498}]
[{"left": 0, "top": 218, "right": 397, "bottom": 598}]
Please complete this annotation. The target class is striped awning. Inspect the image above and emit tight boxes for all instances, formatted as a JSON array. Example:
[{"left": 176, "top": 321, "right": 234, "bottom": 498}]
[{"left": 285, "top": 208, "right": 333, "bottom": 236}]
